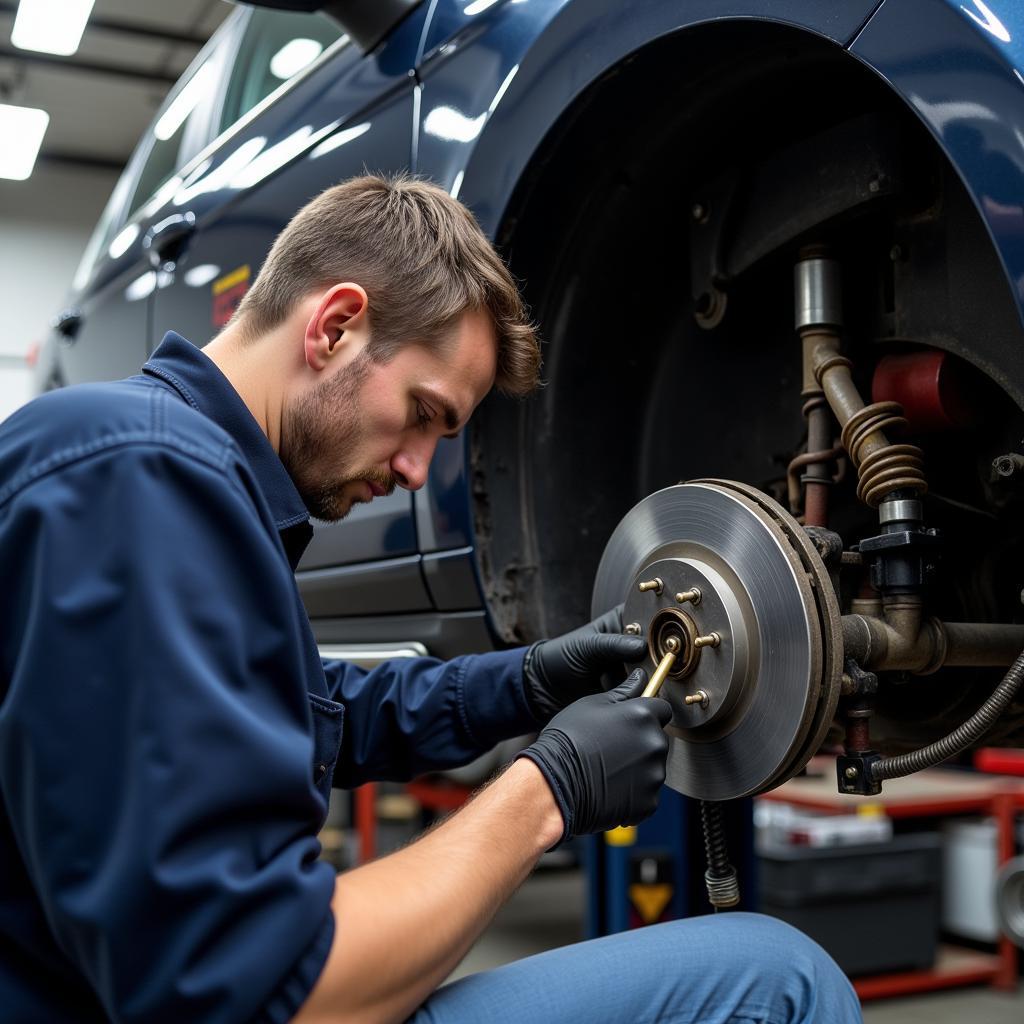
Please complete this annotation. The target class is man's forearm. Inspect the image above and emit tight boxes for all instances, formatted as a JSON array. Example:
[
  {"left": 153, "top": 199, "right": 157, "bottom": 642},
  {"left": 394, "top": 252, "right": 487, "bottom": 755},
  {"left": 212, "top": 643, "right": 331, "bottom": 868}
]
[{"left": 294, "top": 758, "right": 563, "bottom": 1024}]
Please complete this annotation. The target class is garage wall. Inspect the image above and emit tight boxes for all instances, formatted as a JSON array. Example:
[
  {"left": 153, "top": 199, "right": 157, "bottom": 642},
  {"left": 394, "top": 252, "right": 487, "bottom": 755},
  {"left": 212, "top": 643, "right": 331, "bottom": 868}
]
[{"left": 0, "top": 163, "right": 119, "bottom": 423}]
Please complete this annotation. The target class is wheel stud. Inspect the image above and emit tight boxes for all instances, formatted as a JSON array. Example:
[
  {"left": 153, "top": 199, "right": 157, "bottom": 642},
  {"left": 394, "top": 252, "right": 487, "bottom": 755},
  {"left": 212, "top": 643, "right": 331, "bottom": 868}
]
[{"left": 693, "top": 632, "right": 721, "bottom": 649}]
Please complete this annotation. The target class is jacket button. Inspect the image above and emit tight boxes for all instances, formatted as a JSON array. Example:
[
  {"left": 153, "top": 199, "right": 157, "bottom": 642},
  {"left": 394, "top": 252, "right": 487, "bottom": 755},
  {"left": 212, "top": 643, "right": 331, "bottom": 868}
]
[{"left": 315, "top": 763, "right": 327, "bottom": 783}]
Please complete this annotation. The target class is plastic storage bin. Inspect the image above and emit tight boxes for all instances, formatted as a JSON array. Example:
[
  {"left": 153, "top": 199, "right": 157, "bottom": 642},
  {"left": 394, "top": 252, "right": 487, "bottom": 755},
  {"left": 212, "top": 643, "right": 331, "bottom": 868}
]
[
  {"left": 759, "top": 833, "right": 942, "bottom": 976},
  {"left": 941, "top": 817, "right": 1024, "bottom": 941}
]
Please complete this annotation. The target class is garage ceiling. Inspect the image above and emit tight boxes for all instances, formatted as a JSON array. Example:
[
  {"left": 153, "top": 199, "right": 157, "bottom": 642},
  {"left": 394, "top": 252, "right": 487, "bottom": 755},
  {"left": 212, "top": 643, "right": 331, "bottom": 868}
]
[{"left": 0, "top": 0, "right": 231, "bottom": 172}]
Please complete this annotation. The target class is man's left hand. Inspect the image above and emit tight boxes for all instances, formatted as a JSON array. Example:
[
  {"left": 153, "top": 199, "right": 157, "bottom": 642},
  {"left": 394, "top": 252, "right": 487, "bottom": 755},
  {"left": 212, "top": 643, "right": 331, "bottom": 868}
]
[{"left": 522, "top": 606, "right": 648, "bottom": 722}]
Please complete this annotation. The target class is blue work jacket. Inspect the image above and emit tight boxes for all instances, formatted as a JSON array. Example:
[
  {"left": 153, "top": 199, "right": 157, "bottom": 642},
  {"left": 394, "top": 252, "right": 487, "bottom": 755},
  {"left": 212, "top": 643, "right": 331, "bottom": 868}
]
[{"left": 0, "top": 332, "right": 537, "bottom": 1023}]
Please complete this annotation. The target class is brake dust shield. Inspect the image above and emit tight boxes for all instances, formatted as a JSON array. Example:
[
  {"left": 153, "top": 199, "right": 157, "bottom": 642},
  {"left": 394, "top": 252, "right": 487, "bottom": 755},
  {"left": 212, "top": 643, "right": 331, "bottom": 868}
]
[{"left": 591, "top": 480, "right": 842, "bottom": 801}]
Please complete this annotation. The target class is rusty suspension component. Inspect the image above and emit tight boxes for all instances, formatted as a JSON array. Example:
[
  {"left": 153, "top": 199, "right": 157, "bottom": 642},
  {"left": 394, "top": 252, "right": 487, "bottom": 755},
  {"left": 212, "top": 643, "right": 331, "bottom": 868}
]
[
  {"left": 842, "top": 604, "right": 1024, "bottom": 673},
  {"left": 795, "top": 250, "right": 927, "bottom": 508},
  {"left": 793, "top": 249, "right": 840, "bottom": 525},
  {"left": 818, "top": 367, "right": 928, "bottom": 508}
]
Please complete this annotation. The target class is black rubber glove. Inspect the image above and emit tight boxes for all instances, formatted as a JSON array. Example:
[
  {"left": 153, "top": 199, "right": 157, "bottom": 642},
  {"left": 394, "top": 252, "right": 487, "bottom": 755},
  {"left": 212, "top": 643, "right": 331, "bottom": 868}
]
[
  {"left": 522, "top": 605, "right": 648, "bottom": 722},
  {"left": 517, "top": 668, "right": 672, "bottom": 844}
]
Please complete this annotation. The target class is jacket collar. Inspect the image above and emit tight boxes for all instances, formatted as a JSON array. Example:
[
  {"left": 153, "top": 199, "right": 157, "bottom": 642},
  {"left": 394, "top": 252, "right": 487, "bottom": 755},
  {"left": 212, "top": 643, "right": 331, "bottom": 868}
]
[{"left": 142, "top": 332, "right": 313, "bottom": 566}]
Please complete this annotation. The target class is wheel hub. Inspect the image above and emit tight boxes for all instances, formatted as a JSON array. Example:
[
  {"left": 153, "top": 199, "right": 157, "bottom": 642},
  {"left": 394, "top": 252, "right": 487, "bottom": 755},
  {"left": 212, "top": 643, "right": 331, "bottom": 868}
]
[{"left": 592, "top": 480, "right": 842, "bottom": 800}]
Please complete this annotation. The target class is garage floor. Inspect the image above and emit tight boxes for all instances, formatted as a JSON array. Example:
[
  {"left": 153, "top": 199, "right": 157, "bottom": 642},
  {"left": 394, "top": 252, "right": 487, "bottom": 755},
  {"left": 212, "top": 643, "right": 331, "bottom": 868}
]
[{"left": 448, "top": 870, "right": 1024, "bottom": 1022}]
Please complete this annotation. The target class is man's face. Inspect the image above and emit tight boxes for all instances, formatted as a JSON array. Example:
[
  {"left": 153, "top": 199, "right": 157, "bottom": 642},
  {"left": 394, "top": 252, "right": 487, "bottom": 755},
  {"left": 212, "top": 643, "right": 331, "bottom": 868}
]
[{"left": 282, "top": 308, "right": 498, "bottom": 522}]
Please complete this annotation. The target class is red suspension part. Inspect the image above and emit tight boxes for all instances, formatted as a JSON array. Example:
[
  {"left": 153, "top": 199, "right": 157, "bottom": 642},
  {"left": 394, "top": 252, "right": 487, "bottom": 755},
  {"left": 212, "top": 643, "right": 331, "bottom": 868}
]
[{"left": 871, "top": 349, "right": 973, "bottom": 433}]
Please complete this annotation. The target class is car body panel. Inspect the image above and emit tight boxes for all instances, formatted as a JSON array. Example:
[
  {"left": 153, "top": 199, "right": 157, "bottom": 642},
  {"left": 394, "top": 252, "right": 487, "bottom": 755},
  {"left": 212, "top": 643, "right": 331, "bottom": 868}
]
[
  {"left": 418, "top": 0, "right": 881, "bottom": 66},
  {"left": 850, "top": 0, "right": 1024, "bottom": 394},
  {"left": 54, "top": 24, "right": 240, "bottom": 385},
  {"left": 38, "top": 0, "right": 1024, "bottom": 654}
]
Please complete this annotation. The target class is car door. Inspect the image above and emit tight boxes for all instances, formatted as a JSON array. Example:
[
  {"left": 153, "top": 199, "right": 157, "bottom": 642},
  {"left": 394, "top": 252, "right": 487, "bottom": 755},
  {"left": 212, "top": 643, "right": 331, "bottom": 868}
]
[
  {"left": 148, "top": 6, "right": 431, "bottom": 617},
  {"left": 55, "top": 23, "right": 236, "bottom": 385}
]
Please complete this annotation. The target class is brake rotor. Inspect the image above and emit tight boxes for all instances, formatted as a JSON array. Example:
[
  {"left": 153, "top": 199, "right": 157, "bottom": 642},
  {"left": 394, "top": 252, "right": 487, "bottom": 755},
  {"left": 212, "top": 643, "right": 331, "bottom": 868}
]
[{"left": 591, "top": 479, "right": 841, "bottom": 801}]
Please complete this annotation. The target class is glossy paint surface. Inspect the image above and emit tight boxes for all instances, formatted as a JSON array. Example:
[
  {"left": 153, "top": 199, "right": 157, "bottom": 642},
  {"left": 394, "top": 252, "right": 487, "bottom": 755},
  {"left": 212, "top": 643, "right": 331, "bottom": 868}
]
[
  {"left": 46, "top": 0, "right": 1024, "bottom": 633},
  {"left": 852, "top": 0, "right": 1024, "bottom": 318}
]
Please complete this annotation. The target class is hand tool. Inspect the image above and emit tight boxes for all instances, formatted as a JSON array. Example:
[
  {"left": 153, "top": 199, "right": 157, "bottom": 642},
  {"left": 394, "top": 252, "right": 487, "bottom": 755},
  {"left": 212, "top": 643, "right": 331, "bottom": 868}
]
[{"left": 641, "top": 637, "right": 679, "bottom": 698}]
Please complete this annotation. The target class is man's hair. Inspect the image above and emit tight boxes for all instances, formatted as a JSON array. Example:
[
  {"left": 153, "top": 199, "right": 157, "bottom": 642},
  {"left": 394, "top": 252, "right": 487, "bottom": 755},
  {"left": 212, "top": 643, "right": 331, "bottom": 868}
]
[{"left": 233, "top": 173, "right": 540, "bottom": 396}]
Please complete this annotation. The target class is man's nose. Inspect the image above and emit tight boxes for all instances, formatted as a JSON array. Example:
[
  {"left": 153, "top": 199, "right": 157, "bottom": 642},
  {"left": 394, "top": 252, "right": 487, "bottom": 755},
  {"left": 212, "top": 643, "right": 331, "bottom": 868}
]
[{"left": 391, "top": 441, "right": 435, "bottom": 491}]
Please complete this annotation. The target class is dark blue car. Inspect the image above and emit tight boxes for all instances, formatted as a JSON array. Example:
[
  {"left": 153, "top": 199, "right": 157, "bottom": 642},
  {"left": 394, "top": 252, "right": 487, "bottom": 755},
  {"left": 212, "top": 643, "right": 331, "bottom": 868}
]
[{"left": 37, "top": 0, "right": 1024, "bottom": 750}]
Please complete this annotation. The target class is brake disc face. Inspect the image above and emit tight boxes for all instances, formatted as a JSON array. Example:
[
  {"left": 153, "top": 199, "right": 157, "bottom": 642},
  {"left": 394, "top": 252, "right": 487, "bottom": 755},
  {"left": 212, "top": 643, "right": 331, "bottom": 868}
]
[{"left": 591, "top": 480, "right": 841, "bottom": 801}]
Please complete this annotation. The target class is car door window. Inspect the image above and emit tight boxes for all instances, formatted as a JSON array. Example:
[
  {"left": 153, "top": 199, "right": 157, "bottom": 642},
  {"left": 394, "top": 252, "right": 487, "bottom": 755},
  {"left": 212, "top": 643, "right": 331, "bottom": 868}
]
[
  {"left": 220, "top": 9, "right": 345, "bottom": 134},
  {"left": 126, "top": 53, "right": 222, "bottom": 223}
]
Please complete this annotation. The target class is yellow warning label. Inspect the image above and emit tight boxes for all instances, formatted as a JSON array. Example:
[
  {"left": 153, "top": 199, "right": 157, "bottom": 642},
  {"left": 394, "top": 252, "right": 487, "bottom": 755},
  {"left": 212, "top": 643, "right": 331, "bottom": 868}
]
[
  {"left": 629, "top": 883, "right": 673, "bottom": 924},
  {"left": 212, "top": 264, "right": 251, "bottom": 296},
  {"left": 604, "top": 825, "right": 637, "bottom": 847}
]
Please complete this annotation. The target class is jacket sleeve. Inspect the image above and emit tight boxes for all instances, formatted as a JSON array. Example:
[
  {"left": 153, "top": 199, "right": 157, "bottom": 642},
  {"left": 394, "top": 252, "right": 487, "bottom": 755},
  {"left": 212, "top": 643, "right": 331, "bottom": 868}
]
[
  {"left": 322, "top": 647, "right": 539, "bottom": 787},
  {"left": 0, "top": 441, "right": 335, "bottom": 1024}
]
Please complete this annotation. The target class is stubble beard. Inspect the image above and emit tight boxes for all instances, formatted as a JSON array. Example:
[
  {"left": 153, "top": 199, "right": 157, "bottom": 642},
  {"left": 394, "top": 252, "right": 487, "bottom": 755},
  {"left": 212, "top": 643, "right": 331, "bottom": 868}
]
[{"left": 282, "top": 352, "right": 390, "bottom": 522}]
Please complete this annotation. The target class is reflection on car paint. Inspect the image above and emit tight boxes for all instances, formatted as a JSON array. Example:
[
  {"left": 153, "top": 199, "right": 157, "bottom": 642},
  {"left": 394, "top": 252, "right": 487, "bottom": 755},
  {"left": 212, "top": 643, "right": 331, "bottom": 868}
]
[
  {"left": 108, "top": 223, "right": 140, "bottom": 261},
  {"left": 960, "top": 0, "right": 1012, "bottom": 43},
  {"left": 155, "top": 63, "right": 217, "bottom": 142},
  {"left": 183, "top": 264, "right": 221, "bottom": 288},
  {"left": 174, "top": 141, "right": 266, "bottom": 206},
  {"left": 309, "top": 122, "right": 372, "bottom": 160},
  {"left": 269, "top": 38, "right": 326, "bottom": 80},
  {"left": 124, "top": 271, "right": 173, "bottom": 304},
  {"left": 230, "top": 124, "right": 330, "bottom": 189},
  {"left": 424, "top": 106, "right": 487, "bottom": 143}
]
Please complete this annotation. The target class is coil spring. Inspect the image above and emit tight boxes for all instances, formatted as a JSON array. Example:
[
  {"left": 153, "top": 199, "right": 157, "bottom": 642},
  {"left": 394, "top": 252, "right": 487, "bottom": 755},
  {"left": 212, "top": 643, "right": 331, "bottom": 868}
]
[
  {"left": 700, "top": 801, "right": 740, "bottom": 910},
  {"left": 841, "top": 401, "right": 927, "bottom": 508}
]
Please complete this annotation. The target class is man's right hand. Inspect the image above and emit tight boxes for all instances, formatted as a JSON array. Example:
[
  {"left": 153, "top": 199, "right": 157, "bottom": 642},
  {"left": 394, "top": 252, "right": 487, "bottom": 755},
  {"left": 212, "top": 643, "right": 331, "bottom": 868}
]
[{"left": 517, "top": 668, "right": 672, "bottom": 843}]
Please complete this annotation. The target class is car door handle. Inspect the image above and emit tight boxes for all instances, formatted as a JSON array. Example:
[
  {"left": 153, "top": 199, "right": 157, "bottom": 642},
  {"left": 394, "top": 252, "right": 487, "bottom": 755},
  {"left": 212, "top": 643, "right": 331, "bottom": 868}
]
[
  {"left": 143, "top": 211, "right": 196, "bottom": 268},
  {"left": 53, "top": 307, "right": 83, "bottom": 345}
]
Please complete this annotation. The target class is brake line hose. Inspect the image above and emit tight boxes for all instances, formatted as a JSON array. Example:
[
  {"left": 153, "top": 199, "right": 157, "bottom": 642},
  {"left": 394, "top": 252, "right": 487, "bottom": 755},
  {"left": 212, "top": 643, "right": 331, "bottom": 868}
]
[
  {"left": 700, "top": 800, "right": 740, "bottom": 910},
  {"left": 871, "top": 648, "right": 1024, "bottom": 781}
]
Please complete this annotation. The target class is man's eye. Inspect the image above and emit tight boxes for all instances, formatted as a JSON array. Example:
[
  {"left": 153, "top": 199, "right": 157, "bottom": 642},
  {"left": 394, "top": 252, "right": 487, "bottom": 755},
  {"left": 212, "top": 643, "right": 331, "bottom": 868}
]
[{"left": 415, "top": 402, "right": 433, "bottom": 430}]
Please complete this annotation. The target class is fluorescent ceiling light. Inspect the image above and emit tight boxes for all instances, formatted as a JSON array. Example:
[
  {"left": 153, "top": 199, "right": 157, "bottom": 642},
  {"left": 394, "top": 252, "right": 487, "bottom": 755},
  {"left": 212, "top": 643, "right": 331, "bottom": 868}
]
[
  {"left": 269, "top": 38, "right": 324, "bottom": 80},
  {"left": 0, "top": 104, "right": 50, "bottom": 180},
  {"left": 12, "top": 0, "right": 96, "bottom": 56},
  {"left": 154, "top": 62, "right": 215, "bottom": 142}
]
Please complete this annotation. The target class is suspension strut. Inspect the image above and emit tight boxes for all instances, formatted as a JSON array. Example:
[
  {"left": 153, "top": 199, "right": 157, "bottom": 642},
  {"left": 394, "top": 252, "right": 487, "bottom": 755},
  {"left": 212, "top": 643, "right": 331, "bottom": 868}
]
[
  {"left": 793, "top": 249, "right": 937, "bottom": 793},
  {"left": 795, "top": 250, "right": 928, "bottom": 509}
]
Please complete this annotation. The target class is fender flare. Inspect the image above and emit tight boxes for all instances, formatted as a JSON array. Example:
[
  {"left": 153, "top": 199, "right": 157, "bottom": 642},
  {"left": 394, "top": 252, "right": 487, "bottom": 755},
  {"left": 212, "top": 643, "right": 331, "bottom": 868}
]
[
  {"left": 850, "top": 0, "right": 1024, "bottom": 327},
  {"left": 415, "top": 0, "right": 879, "bottom": 237}
]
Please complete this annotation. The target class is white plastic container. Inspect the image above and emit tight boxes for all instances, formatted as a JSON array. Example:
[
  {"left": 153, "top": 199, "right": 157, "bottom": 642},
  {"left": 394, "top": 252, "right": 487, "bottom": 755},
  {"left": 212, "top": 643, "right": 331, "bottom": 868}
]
[{"left": 940, "top": 818, "right": 1024, "bottom": 942}]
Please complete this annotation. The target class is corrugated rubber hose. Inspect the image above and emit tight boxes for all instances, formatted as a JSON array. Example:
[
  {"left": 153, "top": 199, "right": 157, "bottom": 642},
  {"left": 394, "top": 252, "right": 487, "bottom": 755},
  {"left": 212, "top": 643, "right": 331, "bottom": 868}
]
[
  {"left": 700, "top": 800, "right": 740, "bottom": 910},
  {"left": 871, "top": 648, "right": 1024, "bottom": 781}
]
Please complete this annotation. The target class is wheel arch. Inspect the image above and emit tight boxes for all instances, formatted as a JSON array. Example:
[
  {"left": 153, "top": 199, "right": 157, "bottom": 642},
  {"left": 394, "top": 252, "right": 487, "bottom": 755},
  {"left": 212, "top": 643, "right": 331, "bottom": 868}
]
[{"left": 416, "top": 0, "right": 1024, "bottom": 643}]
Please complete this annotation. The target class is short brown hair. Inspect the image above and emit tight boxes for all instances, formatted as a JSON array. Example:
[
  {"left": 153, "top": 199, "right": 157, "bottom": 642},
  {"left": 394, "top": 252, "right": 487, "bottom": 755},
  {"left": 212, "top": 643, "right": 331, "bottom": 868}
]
[{"left": 233, "top": 173, "right": 540, "bottom": 395}]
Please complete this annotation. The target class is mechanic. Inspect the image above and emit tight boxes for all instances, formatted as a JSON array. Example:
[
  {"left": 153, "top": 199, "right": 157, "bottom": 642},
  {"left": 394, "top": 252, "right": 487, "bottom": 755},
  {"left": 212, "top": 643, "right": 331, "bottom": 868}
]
[{"left": 0, "top": 174, "right": 860, "bottom": 1023}]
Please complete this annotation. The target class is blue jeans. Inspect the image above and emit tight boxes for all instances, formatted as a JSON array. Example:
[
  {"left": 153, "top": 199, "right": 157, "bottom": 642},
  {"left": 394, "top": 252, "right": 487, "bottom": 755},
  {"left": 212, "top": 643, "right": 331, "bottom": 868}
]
[{"left": 409, "top": 913, "right": 862, "bottom": 1023}]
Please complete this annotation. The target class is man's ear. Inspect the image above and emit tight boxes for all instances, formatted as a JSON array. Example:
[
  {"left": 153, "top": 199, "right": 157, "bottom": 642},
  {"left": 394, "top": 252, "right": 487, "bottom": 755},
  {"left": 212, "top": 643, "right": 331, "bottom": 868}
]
[{"left": 303, "top": 282, "right": 369, "bottom": 371}]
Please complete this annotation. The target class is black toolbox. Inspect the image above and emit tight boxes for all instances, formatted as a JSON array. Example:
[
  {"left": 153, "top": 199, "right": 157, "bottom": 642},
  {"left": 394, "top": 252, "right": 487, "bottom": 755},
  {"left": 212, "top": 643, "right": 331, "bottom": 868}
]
[{"left": 758, "top": 832, "right": 942, "bottom": 976}]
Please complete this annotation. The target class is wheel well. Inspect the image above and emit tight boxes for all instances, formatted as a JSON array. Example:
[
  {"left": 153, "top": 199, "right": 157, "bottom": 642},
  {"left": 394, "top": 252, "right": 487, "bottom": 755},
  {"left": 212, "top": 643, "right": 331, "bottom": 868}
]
[{"left": 473, "top": 18, "right": 1024, "bottom": 644}]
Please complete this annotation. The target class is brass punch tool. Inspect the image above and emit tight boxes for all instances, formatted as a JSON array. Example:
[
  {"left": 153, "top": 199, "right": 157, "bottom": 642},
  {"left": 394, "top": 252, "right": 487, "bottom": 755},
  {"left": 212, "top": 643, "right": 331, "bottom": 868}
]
[{"left": 641, "top": 636, "right": 680, "bottom": 698}]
